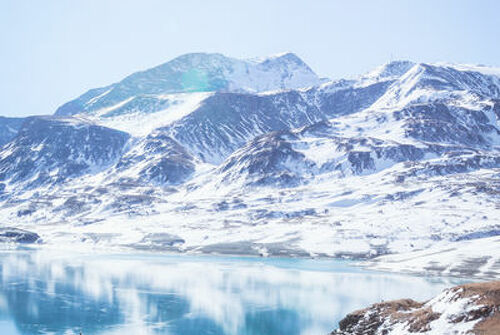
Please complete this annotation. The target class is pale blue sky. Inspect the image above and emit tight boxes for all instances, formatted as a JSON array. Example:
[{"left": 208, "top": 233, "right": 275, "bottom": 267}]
[{"left": 1, "top": 0, "right": 499, "bottom": 116}]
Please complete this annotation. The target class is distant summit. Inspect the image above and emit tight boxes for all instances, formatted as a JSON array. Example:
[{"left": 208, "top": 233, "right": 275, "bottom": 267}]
[
  {"left": 55, "top": 52, "right": 321, "bottom": 116},
  {"left": 361, "top": 60, "right": 416, "bottom": 81}
]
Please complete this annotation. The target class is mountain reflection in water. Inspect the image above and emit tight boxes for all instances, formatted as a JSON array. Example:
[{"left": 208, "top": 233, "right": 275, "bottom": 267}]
[{"left": 0, "top": 250, "right": 463, "bottom": 335}]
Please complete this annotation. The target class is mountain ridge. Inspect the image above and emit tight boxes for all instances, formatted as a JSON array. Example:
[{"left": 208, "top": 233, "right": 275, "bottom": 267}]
[
  {"left": 54, "top": 52, "right": 321, "bottom": 117},
  {"left": 0, "top": 52, "right": 498, "bottom": 279}
]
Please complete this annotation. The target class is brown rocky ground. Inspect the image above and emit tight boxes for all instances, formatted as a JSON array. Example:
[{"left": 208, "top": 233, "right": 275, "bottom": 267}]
[{"left": 331, "top": 281, "right": 500, "bottom": 335}]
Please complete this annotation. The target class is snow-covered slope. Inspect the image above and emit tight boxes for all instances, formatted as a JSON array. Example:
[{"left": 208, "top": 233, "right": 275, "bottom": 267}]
[
  {"left": 364, "top": 236, "right": 500, "bottom": 279},
  {"left": 0, "top": 54, "right": 498, "bottom": 279},
  {"left": 79, "top": 92, "right": 214, "bottom": 137}
]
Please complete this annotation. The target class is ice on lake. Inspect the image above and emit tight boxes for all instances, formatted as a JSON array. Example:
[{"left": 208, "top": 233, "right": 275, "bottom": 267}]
[{"left": 0, "top": 250, "right": 464, "bottom": 334}]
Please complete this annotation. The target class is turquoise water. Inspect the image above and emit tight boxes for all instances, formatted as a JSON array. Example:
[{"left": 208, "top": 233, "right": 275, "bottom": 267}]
[{"left": 0, "top": 250, "right": 465, "bottom": 335}]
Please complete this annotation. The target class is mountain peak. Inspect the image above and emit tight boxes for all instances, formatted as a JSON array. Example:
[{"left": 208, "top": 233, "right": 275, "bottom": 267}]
[
  {"left": 165, "top": 52, "right": 233, "bottom": 69},
  {"left": 256, "top": 52, "right": 315, "bottom": 74},
  {"left": 258, "top": 52, "right": 304, "bottom": 63},
  {"left": 55, "top": 52, "right": 321, "bottom": 116},
  {"left": 362, "top": 60, "right": 416, "bottom": 81}
]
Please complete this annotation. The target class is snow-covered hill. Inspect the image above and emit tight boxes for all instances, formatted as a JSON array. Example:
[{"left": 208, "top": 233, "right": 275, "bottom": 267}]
[
  {"left": 0, "top": 116, "right": 129, "bottom": 192},
  {"left": 0, "top": 53, "right": 498, "bottom": 279}
]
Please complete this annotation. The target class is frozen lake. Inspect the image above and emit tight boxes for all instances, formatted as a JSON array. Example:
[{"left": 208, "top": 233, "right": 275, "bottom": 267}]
[{"left": 0, "top": 250, "right": 465, "bottom": 334}]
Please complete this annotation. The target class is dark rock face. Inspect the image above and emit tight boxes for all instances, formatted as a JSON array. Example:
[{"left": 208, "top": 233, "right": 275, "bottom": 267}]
[
  {"left": 115, "top": 132, "right": 195, "bottom": 185},
  {"left": 0, "top": 117, "right": 25, "bottom": 146},
  {"left": 163, "top": 91, "right": 324, "bottom": 164},
  {"left": 163, "top": 81, "right": 393, "bottom": 164},
  {"left": 415, "top": 64, "right": 500, "bottom": 97},
  {"left": 0, "top": 228, "right": 40, "bottom": 243},
  {"left": 397, "top": 103, "right": 500, "bottom": 148},
  {"left": 0, "top": 116, "right": 130, "bottom": 189},
  {"left": 317, "top": 80, "right": 393, "bottom": 117},
  {"left": 398, "top": 151, "right": 500, "bottom": 178},
  {"left": 217, "top": 121, "right": 437, "bottom": 187},
  {"left": 492, "top": 100, "right": 500, "bottom": 120},
  {"left": 219, "top": 131, "right": 314, "bottom": 187}
]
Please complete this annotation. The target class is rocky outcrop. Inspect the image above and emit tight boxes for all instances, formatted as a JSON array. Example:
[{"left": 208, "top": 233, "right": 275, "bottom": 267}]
[
  {"left": 0, "top": 227, "right": 40, "bottom": 243},
  {"left": 331, "top": 281, "right": 500, "bottom": 335},
  {"left": 115, "top": 131, "right": 195, "bottom": 185}
]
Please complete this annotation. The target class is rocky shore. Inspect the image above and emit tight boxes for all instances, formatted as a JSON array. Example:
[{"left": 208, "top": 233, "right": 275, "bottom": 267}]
[{"left": 331, "top": 281, "right": 500, "bottom": 335}]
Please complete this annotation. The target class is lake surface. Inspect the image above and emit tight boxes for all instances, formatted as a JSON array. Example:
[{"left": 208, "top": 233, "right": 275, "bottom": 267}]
[{"left": 0, "top": 250, "right": 465, "bottom": 335}]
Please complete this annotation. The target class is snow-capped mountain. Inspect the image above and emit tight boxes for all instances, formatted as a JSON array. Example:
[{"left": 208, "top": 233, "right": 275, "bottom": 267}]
[
  {"left": 55, "top": 52, "right": 321, "bottom": 117},
  {"left": 0, "top": 53, "right": 498, "bottom": 279}
]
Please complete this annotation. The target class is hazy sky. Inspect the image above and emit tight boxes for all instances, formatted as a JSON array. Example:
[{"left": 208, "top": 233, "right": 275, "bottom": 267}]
[{"left": 1, "top": 0, "right": 499, "bottom": 116}]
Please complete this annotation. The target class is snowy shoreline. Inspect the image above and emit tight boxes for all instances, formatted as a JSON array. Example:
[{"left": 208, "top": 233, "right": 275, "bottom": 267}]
[{"left": 3, "top": 231, "right": 498, "bottom": 281}]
